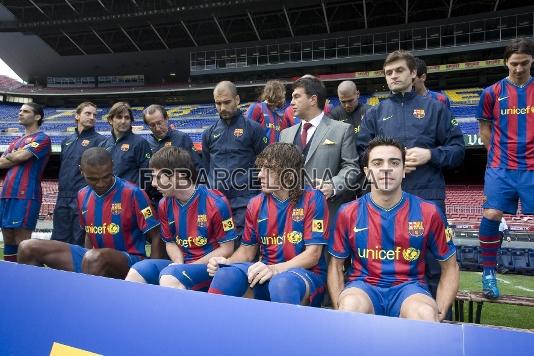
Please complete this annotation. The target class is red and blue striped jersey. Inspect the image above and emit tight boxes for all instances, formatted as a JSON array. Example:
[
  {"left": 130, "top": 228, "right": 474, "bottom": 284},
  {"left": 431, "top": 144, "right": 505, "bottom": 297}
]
[
  {"left": 477, "top": 78, "right": 534, "bottom": 170},
  {"left": 1, "top": 131, "right": 51, "bottom": 200},
  {"left": 328, "top": 192, "right": 456, "bottom": 288},
  {"left": 425, "top": 90, "right": 451, "bottom": 110},
  {"left": 77, "top": 177, "right": 159, "bottom": 257},
  {"left": 246, "top": 102, "right": 287, "bottom": 144},
  {"left": 158, "top": 185, "right": 237, "bottom": 264},
  {"left": 242, "top": 186, "right": 329, "bottom": 275}
]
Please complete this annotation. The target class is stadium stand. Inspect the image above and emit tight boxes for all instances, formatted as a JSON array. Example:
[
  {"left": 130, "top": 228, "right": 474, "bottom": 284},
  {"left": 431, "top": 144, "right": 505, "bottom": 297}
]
[
  {"left": 0, "top": 75, "right": 22, "bottom": 91},
  {"left": 0, "top": 88, "right": 484, "bottom": 150},
  {"left": 444, "top": 88, "right": 483, "bottom": 105}
]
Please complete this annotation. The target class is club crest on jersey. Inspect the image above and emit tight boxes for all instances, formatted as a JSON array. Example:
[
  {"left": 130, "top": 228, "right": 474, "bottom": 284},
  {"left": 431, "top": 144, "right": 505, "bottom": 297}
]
[
  {"left": 141, "top": 207, "right": 153, "bottom": 219},
  {"left": 222, "top": 218, "right": 234, "bottom": 232},
  {"left": 292, "top": 208, "right": 304, "bottom": 222},
  {"left": 30, "top": 141, "right": 39, "bottom": 148},
  {"left": 197, "top": 214, "right": 207, "bottom": 227},
  {"left": 111, "top": 203, "right": 122, "bottom": 215},
  {"left": 408, "top": 221, "right": 424, "bottom": 236},
  {"left": 233, "top": 128, "right": 244, "bottom": 137},
  {"left": 121, "top": 144, "right": 130, "bottom": 151},
  {"left": 165, "top": 141, "right": 172, "bottom": 147},
  {"left": 81, "top": 139, "right": 90, "bottom": 147},
  {"left": 413, "top": 109, "right": 425, "bottom": 119}
]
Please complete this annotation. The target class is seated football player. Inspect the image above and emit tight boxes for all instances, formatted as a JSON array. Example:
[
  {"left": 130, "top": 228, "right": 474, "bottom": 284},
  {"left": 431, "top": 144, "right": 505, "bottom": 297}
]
[
  {"left": 125, "top": 146, "right": 237, "bottom": 291},
  {"left": 207, "top": 143, "right": 328, "bottom": 306},
  {"left": 328, "top": 136, "right": 459, "bottom": 321},
  {"left": 17, "top": 147, "right": 162, "bottom": 279}
]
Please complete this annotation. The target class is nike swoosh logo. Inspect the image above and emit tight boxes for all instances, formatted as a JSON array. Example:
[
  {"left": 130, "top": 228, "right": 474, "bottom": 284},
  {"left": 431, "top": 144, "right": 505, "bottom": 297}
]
[
  {"left": 81, "top": 210, "right": 87, "bottom": 215},
  {"left": 213, "top": 133, "right": 221, "bottom": 139},
  {"left": 65, "top": 142, "right": 73, "bottom": 146},
  {"left": 382, "top": 115, "right": 393, "bottom": 121},
  {"left": 169, "top": 220, "right": 175, "bottom": 225},
  {"left": 498, "top": 96, "right": 509, "bottom": 101},
  {"left": 353, "top": 227, "right": 369, "bottom": 233},
  {"left": 182, "top": 271, "right": 193, "bottom": 282},
  {"left": 257, "top": 218, "right": 268, "bottom": 223},
  {"left": 11, "top": 220, "right": 21, "bottom": 225}
]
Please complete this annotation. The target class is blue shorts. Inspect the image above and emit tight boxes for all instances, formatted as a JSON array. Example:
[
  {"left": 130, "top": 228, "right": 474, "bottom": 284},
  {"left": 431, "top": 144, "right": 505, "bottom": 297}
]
[
  {"left": 159, "top": 263, "right": 212, "bottom": 291},
  {"left": 69, "top": 245, "right": 143, "bottom": 274},
  {"left": 344, "top": 280, "right": 431, "bottom": 317},
  {"left": 229, "top": 262, "right": 326, "bottom": 307},
  {"left": 130, "top": 259, "right": 172, "bottom": 285},
  {"left": 0, "top": 198, "right": 41, "bottom": 230},
  {"left": 483, "top": 167, "right": 534, "bottom": 214}
]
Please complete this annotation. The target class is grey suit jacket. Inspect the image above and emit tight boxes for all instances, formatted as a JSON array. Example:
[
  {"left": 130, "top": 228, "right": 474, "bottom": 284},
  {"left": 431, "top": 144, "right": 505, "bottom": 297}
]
[{"left": 279, "top": 115, "right": 360, "bottom": 213}]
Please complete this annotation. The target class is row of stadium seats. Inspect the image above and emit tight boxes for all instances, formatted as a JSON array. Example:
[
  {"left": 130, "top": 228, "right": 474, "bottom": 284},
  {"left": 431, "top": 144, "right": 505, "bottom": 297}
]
[
  {"left": 443, "top": 88, "right": 483, "bottom": 105},
  {"left": 457, "top": 245, "right": 534, "bottom": 275},
  {"left": 446, "top": 185, "right": 534, "bottom": 231}
]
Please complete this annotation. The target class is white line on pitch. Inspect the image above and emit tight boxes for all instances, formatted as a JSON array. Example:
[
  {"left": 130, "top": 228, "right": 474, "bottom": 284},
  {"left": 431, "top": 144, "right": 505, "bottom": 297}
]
[{"left": 516, "top": 286, "right": 534, "bottom": 292}]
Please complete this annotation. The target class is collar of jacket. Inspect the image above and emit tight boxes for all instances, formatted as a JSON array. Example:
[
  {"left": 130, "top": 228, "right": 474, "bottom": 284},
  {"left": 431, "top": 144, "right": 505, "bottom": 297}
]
[
  {"left": 153, "top": 127, "right": 173, "bottom": 142},
  {"left": 389, "top": 90, "right": 417, "bottom": 102},
  {"left": 75, "top": 126, "right": 97, "bottom": 138},
  {"left": 220, "top": 111, "right": 242, "bottom": 126},
  {"left": 112, "top": 129, "right": 133, "bottom": 142}
]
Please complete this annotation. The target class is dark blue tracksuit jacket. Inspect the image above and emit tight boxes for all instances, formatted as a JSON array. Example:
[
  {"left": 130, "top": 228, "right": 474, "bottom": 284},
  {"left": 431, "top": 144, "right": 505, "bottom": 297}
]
[{"left": 356, "top": 91, "right": 465, "bottom": 201}]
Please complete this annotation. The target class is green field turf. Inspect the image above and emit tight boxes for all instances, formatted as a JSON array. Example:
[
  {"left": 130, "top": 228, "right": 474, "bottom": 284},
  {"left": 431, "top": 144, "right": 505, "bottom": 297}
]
[
  {"left": 1, "top": 242, "right": 532, "bottom": 329},
  {"left": 458, "top": 270, "right": 534, "bottom": 329}
]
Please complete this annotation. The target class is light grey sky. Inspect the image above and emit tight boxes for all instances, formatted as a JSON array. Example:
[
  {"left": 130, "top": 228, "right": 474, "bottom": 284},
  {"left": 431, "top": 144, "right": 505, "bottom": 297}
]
[{"left": 0, "top": 57, "right": 22, "bottom": 82}]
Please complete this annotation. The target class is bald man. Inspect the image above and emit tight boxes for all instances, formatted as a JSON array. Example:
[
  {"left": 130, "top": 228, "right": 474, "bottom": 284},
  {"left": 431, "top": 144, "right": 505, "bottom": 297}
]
[
  {"left": 17, "top": 147, "right": 162, "bottom": 279},
  {"left": 329, "top": 81, "right": 370, "bottom": 137},
  {"left": 202, "top": 81, "right": 267, "bottom": 237}
]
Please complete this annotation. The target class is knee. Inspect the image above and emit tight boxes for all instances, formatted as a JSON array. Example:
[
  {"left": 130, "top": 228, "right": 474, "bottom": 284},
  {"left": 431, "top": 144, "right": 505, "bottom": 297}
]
[
  {"left": 338, "top": 294, "right": 373, "bottom": 314},
  {"left": 17, "top": 239, "right": 38, "bottom": 263},
  {"left": 484, "top": 209, "right": 503, "bottom": 221},
  {"left": 125, "top": 268, "right": 146, "bottom": 283},
  {"left": 159, "top": 274, "right": 185, "bottom": 289},
  {"left": 213, "top": 265, "right": 240, "bottom": 282},
  {"left": 82, "top": 249, "right": 107, "bottom": 276},
  {"left": 402, "top": 302, "right": 437, "bottom": 321},
  {"left": 269, "top": 273, "right": 295, "bottom": 293}
]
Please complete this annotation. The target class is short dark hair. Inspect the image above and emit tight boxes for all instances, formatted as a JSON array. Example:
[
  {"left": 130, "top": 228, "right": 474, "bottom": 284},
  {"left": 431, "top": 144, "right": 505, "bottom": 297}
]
[
  {"left": 80, "top": 147, "right": 112, "bottom": 168},
  {"left": 292, "top": 77, "right": 327, "bottom": 110},
  {"left": 149, "top": 146, "right": 198, "bottom": 184},
  {"left": 142, "top": 104, "right": 168, "bottom": 124},
  {"left": 25, "top": 102, "right": 44, "bottom": 126},
  {"left": 414, "top": 57, "right": 427, "bottom": 77},
  {"left": 107, "top": 101, "right": 134, "bottom": 123},
  {"left": 76, "top": 101, "right": 97, "bottom": 116},
  {"left": 383, "top": 50, "right": 416, "bottom": 72},
  {"left": 362, "top": 136, "right": 406, "bottom": 167},
  {"left": 504, "top": 38, "right": 534, "bottom": 61}
]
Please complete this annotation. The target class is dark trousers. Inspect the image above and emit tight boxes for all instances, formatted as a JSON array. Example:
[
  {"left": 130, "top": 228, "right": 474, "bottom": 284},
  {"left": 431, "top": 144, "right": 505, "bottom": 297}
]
[{"left": 51, "top": 197, "right": 85, "bottom": 246}]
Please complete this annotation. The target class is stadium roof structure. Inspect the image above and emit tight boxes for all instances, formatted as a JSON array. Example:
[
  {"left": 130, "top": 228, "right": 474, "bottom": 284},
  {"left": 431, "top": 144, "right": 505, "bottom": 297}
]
[{"left": 0, "top": 0, "right": 532, "bottom": 83}]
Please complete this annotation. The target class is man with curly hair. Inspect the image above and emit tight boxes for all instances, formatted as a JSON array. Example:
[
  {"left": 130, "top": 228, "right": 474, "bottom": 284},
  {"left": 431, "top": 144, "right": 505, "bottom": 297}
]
[{"left": 207, "top": 143, "right": 328, "bottom": 306}]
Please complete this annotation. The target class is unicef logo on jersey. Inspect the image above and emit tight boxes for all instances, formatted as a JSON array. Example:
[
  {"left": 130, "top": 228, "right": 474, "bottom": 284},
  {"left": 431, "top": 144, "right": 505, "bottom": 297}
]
[
  {"left": 260, "top": 231, "right": 302, "bottom": 245},
  {"left": 402, "top": 248, "right": 420, "bottom": 262},
  {"left": 176, "top": 236, "right": 208, "bottom": 248},
  {"left": 85, "top": 223, "right": 120, "bottom": 235}
]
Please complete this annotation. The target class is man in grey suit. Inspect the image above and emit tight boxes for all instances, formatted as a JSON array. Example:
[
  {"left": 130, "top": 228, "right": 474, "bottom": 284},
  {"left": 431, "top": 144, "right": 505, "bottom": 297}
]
[{"left": 279, "top": 76, "right": 359, "bottom": 221}]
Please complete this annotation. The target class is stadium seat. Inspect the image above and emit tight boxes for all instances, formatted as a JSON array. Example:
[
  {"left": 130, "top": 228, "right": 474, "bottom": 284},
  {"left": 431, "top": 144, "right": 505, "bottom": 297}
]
[
  {"left": 460, "top": 246, "right": 481, "bottom": 271},
  {"left": 497, "top": 248, "right": 514, "bottom": 273},
  {"left": 511, "top": 249, "right": 529, "bottom": 273}
]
